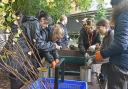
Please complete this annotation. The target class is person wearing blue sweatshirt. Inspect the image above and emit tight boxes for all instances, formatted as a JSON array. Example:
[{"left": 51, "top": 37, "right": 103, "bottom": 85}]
[
  {"left": 36, "top": 11, "right": 63, "bottom": 68},
  {"left": 95, "top": 0, "right": 128, "bottom": 89},
  {"left": 57, "top": 15, "right": 69, "bottom": 49},
  {"left": 96, "top": 19, "right": 114, "bottom": 89}
]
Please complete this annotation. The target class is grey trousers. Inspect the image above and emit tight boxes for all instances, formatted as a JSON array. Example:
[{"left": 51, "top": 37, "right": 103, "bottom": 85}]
[{"left": 108, "top": 64, "right": 128, "bottom": 89}]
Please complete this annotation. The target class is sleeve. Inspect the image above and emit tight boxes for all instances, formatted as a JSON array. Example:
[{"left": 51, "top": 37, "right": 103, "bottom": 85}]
[
  {"left": 108, "top": 30, "right": 114, "bottom": 47},
  {"left": 56, "top": 39, "right": 61, "bottom": 46},
  {"left": 43, "top": 52, "right": 54, "bottom": 63},
  {"left": 30, "top": 20, "right": 40, "bottom": 41},
  {"left": 36, "top": 30, "right": 56, "bottom": 52},
  {"left": 101, "top": 13, "right": 128, "bottom": 58},
  {"left": 78, "top": 29, "right": 86, "bottom": 55},
  {"left": 95, "top": 32, "right": 101, "bottom": 44},
  {"left": 51, "top": 50, "right": 59, "bottom": 59},
  {"left": 61, "top": 27, "right": 69, "bottom": 48}
]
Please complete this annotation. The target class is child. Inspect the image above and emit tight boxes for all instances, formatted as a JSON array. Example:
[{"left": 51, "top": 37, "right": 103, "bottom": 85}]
[
  {"left": 36, "top": 12, "right": 63, "bottom": 68},
  {"left": 36, "top": 11, "right": 64, "bottom": 68},
  {"left": 78, "top": 18, "right": 101, "bottom": 55},
  {"left": 96, "top": 19, "right": 114, "bottom": 88},
  {"left": 51, "top": 24, "right": 64, "bottom": 68}
]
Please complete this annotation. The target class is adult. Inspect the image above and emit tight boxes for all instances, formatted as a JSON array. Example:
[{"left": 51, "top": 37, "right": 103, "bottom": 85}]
[
  {"left": 95, "top": 0, "right": 128, "bottom": 89},
  {"left": 57, "top": 15, "right": 69, "bottom": 49}
]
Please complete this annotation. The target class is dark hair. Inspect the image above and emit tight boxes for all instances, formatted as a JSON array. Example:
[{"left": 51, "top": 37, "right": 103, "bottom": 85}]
[
  {"left": 15, "top": 11, "right": 23, "bottom": 17},
  {"left": 36, "top": 10, "right": 49, "bottom": 20},
  {"left": 59, "top": 15, "right": 67, "bottom": 22},
  {"left": 83, "top": 18, "right": 95, "bottom": 27},
  {"left": 96, "top": 19, "right": 109, "bottom": 27},
  {"left": 111, "top": 0, "right": 122, "bottom": 6},
  {"left": 111, "top": 0, "right": 128, "bottom": 25},
  {"left": 14, "top": 11, "right": 24, "bottom": 26},
  {"left": 86, "top": 18, "right": 93, "bottom": 26}
]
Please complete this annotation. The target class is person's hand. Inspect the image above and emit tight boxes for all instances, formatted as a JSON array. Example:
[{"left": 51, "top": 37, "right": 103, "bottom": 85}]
[
  {"left": 54, "top": 43, "right": 62, "bottom": 50},
  {"left": 86, "top": 55, "right": 95, "bottom": 66},
  {"left": 95, "top": 51, "right": 103, "bottom": 61},
  {"left": 95, "top": 44, "right": 101, "bottom": 51},
  {"left": 55, "top": 59, "right": 60, "bottom": 64},
  {"left": 84, "top": 52, "right": 90, "bottom": 60},
  {"left": 51, "top": 61, "right": 56, "bottom": 69},
  {"left": 88, "top": 45, "right": 96, "bottom": 52}
]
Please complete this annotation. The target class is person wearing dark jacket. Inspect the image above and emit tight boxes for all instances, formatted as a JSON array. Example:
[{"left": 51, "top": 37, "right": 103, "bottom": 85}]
[
  {"left": 57, "top": 15, "right": 69, "bottom": 49},
  {"left": 1, "top": 11, "right": 40, "bottom": 89},
  {"left": 95, "top": 0, "right": 128, "bottom": 89},
  {"left": 78, "top": 18, "right": 101, "bottom": 55},
  {"left": 96, "top": 19, "right": 114, "bottom": 89},
  {"left": 36, "top": 11, "right": 62, "bottom": 68}
]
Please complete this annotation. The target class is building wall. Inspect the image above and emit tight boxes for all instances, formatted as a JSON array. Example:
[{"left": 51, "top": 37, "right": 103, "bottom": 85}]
[{"left": 67, "top": 8, "right": 112, "bottom": 34}]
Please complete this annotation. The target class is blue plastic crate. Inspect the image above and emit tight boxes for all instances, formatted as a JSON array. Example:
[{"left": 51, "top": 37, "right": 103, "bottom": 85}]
[{"left": 29, "top": 78, "right": 87, "bottom": 89}]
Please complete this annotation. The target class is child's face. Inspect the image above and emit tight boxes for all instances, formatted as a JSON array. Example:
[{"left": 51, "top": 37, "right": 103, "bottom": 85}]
[
  {"left": 52, "top": 34, "right": 64, "bottom": 41},
  {"left": 64, "top": 17, "right": 68, "bottom": 25},
  {"left": 39, "top": 17, "right": 48, "bottom": 29},
  {"left": 97, "top": 26, "right": 107, "bottom": 35},
  {"left": 85, "top": 26, "right": 93, "bottom": 33}
]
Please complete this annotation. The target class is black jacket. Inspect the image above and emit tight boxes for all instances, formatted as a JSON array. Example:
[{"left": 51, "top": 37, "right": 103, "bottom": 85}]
[
  {"left": 57, "top": 22, "right": 69, "bottom": 49},
  {"left": 78, "top": 28, "right": 101, "bottom": 54},
  {"left": 36, "top": 27, "right": 59, "bottom": 63}
]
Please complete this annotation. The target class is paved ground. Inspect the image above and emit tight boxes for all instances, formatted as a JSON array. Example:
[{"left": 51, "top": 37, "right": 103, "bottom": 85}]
[{"left": 65, "top": 75, "right": 100, "bottom": 89}]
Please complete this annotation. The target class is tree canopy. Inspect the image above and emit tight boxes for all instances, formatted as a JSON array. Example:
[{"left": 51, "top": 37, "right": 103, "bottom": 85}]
[
  {"left": 12, "top": 0, "right": 93, "bottom": 22},
  {"left": 0, "top": 0, "right": 107, "bottom": 31}
]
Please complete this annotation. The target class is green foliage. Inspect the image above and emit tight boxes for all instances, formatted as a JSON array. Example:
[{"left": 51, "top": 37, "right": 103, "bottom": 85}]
[
  {"left": 40, "top": 0, "right": 72, "bottom": 22},
  {"left": 96, "top": 0, "right": 104, "bottom": 4},
  {"left": 77, "top": 0, "right": 92, "bottom": 11},
  {"left": 12, "top": 0, "right": 93, "bottom": 22},
  {"left": 95, "top": 4, "right": 107, "bottom": 20},
  {"left": 0, "top": 55, "right": 7, "bottom": 60},
  {"left": 0, "top": 1, "right": 15, "bottom": 31},
  {"left": 12, "top": 0, "right": 41, "bottom": 16}
]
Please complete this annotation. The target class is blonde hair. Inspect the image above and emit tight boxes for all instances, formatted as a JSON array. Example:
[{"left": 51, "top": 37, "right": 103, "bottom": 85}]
[
  {"left": 53, "top": 24, "right": 64, "bottom": 35},
  {"left": 83, "top": 18, "right": 95, "bottom": 30},
  {"left": 52, "top": 24, "right": 64, "bottom": 41},
  {"left": 59, "top": 15, "right": 67, "bottom": 22}
]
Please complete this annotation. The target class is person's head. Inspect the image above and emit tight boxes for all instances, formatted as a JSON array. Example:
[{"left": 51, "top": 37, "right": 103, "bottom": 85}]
[
  {"left": 59, "top": 15, "right": 68, "bottom": 25},
  {"left": 111, "top": 0, "right": 122, "bottom": 6},
  {"left": 83, "top": 18, "right": 95, "bottom": 33},
  {"left": 52, "top": 24, "right": 64, "bottom": 41},
  {"left": 96, "top": 19, "right": 110, "bottom": 35},
  {"left": 111, "top": 0, "right": 128, "bottom": 23},
  {"left": 111, "top": 0, "right": 128, "bottom": 12},
  {"left": 36, "top": 10, "right": 49, "bottom": 29},
  {"left": 15, "top": 11, "right": 23, "bottom": 25}
]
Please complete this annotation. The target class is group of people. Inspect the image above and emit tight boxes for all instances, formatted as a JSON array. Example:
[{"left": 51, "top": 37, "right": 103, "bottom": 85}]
[
  {"left": 35, "top": 11, "right": 69, "bottom": 68},
  {"left": 78, "top": 15, "right": 114, "bottom": 89},
  {"left": 16, "top": 11, "right": 70, "bottom": 69},
  {"left": 96, "top": 0, "right": 128, "bottom": 88},
  {"left": 2, "top": 0, "right": 128, "bottom": 89},
  {"left": 2, "top": 10, "right": 69, "bottom": 89},
  {"left": 78, "top": 0, "right": 128, "bottom": 89}
]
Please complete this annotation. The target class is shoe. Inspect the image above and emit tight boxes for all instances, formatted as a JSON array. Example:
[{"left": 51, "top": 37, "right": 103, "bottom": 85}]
[{"left": 99, "top": 73, "right": 105, "bottom": 84}]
